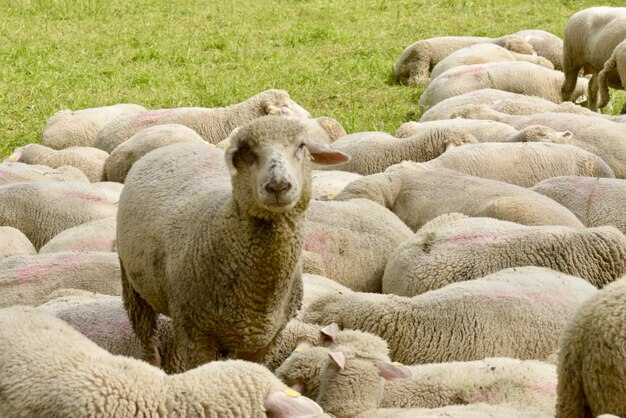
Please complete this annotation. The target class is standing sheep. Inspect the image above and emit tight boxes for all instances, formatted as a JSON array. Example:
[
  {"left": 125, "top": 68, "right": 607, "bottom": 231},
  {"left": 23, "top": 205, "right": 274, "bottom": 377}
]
[
  {"left": 597, "top": 38, "right": 626, "bottom": 113},
  {"left": 0, "top": 227, "right": 36, "bottom": 257},
  {"left": 117, "top": 117, "right": 349, "bottom": 370},
  {"left": 38, "top": 217, "right": 117, "bottom": 254},
  {"left": 0, "top": 161, "right": 90, "bottom": 185},
  {"left": 0, "top": 306, "right": 324, "bottom": 418},
  {"left": 94, "top": 89, "right": 311, "bottom": 153},
  {"left": 394, "top": 34, "right": 534, "bottom": 85},
  {"left": 556, "top": 274, "right": 626, "bottom": 418},
  {"left": 382, "top": 214, "right": 626, "bottom": 296}
]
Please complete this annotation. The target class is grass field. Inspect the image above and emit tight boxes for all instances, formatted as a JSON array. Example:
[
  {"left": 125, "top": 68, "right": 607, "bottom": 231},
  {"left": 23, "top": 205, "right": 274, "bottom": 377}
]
[{"left": 0, "top": 0, "right": 622, "bottom": 157}]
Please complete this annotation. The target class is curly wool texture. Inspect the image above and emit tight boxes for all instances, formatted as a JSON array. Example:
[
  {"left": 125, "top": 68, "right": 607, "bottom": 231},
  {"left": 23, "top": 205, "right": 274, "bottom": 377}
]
[
  {"left": 302, "top": 266, "right": 597, "bottom": 365},
  {"left": 0, "top": 181, "right": 120, "bottom": 250},
  {"left": 94, "top": 89, "right": 310, "bottom": 153},
  {"left": 304, "top": 199, "right": 412, "bottom": 292},
  {"left": 556, "top": 275, "right": 626, "bottom": 418},
  {"left": 0, "top": 227, "right": 36, "bottom": 257},
  {"left": 41, "top": 103, "right": 146, "bottom": 150},
  {"left": 383, "top": 215, "right": 626, "bottom": 296},
  {"left": 418, "top": 61, "right": 588, "bottom": 112},
  {"left": 0, "top": 252, "right": 121, "bottom": 308},
  {"left": 320, "top": 129, "right": 477, "bottom": 175},
  {"left": 356, "top": 403, "right": 544, "bottom": 418},
  {"left": 416, "top": 141, "right": 614, "bottom": 187},
  {"left": 334, "top": 166, "right": 583, "bottom": 231},
  {"left": 0, "top": 162, "right": 90, "bottom": 185},
  {"left": 38, "top": 217, "right": 117, "bottom": 254},
  {"left": 0, "top": 306, "right": 323, "bottom": 418}
]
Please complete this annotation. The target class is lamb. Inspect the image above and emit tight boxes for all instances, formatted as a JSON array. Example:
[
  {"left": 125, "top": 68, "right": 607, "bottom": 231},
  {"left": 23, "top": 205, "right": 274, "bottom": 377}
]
[
  {"left": 319, "top": 129, "right": 477, "bottom": 175},
  {"left": 7, "top": 143, "right": 109, "bottom": 182},
  {"left": 0, "top": 181, "right": 121, "bottom": 250},
  {"left": 38, "top": 217, "right": 117, "bottom": 254},
  {"left": 103, "top": 124, "right": 206, "bottom": 183},
  {"left": 412, "top": 141, "right": 614, "bottom": 187},
  {"left": 0, "top": 161, "right": 90, "bottom": 185},
  {"left": 532, "top": 176, "right": 626, "bottom": 234},
  {"left": 448, "top": 107, "right": 626, "bottom": 178},
  {"left": 310, "top": 170, "right": 362, "bottom": 200},
  {"left": 0, "top": 227, "right": 36, "bottom": 257},
  {"left": 556, "top": 274, "right": 626, "bottom": 418},
  {"left": 597, "top": 38, "right": 626, "bottom": 113},
  {"left": 418, "top": 61, "right": 588, "bottom": 112},
  {"left": 382, "top": 214, "right": 626, "bottom": 296},
  {"left": 514, "top": 29, "right": 564, "bottom": 70},
  {"left": 117, "top": 117, "right": 349, "bottom": 371},
  {"left": 561, "top": 7, "right": 626, "bottom": 110},
  {"left": 40, "top": 103, "right": 146, "bottom": 149},
  {"left": 94, "top": 89, "right": 311, "bottom": 153},
  {"left": 334, "top": 165, "right": 584, "bottom": 231},
  {"left": 0, "top": 251, "right": 121, "bottom": 308},
  {"left": 302, "top": 266, "right": 596, "bottom": 365},
  {"left": 395, "top": 119, "right": 572, "bottom": 144},
  {"left": 394, "top": 34, "right": 534, "bottom": 85},
  {"left": 0, "top": 306, "right": 324, "bottom": 418},
  {"left": 304, "top": 199, "right": 413, "bottom": 292},
  {"left": 431, "top": 43, "right": 554, "bottom": 80}
]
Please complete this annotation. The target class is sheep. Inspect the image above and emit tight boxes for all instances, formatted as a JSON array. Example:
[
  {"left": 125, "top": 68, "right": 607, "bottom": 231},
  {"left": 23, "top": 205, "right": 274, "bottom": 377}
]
[
  {"left": 94, "top": 89, "right": 311, "bottom": 153},
  {"left": 7, "top": 143, "right": 109, "bottom": 182},
  {"left": 449, "top": 107, "right": 626, "bottom": 178},
  {"left": 318, "top": 129, "right": 477, "bottom": 176},
  {"left": 0, "top": 227, "right": 36, "bottom": 257},
  {"left": 304, "top": 199, "right": 413, "bottom": 292},
  {"left": 532, "top": 176, "right": 626, "bottom": 234},
  {"left": 0, "top": 181, "right": 121, "bottom": 250},
  {"left": 514, "top": 29, "right": 564, "bottom": 70},
  {"left": 0, "top": 161, "right": 90, "bottom": 185},
  {"left": 117, "top": 117, "right": 349, "bottom": 371},
  {"left": 0, "top": 251, "right": 121, "bottom": 308},
  {"left": 412, "top": 141, "right": 614, "bottom": 187},
  {"left": 0, "top": 306, "right": 324, "bottom": 418},
  {"left": 394, "top": 34, "right": 534, "bottom": 85},
  {"left": 431, "top": 43, "right": 554, "bottom": 80},
  {"left": 597, "top": 38, "right": 626, "bottom": 113},
  {"left": 301, "top": 273, "right": 352, "bottom": 313},
  {"left": 334, "top": 165, "right": 584, "bottom": 231},
  {"left": 103, "top": 124, "right": 206, "bottom": 183},
  {"left": 38, "top": 217, "right": 117, "bottom": 254},
  {"left": 382, "top": 214, "right": 626, "bottom": 297},
  {"left": 556, "top": 274, "right": 626, "bottom": 418},
  {"left": 561, "top": 7, "right": 626, "bottom": 110},
  {"left": 418, "top": 61, "right": 588, "bottom": 112},
  {"left": 310, "top": 170, "right": 362, "bottom": 200},
  {"left": 302, "top": 266, "right": 596, "bottom": 365},
  {"left": 356, "top": 403, "right": 544, "bottom": 418},
  {"left": 40, "top": 103, "right": 146, "bottom": 149},
  {"left": 395, "top": 119, "right": 572, "bottom": 144}
]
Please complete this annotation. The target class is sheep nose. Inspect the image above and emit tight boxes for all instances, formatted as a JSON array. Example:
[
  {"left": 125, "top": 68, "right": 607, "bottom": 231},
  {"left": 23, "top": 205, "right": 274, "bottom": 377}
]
[{"left": 265, "top": 179, "right": 292, "bottom": 195}]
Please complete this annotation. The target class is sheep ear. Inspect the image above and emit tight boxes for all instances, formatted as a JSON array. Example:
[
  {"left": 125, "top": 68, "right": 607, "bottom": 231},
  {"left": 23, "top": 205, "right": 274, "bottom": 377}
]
[
  {"left": 328, "top": 351, "right": 346, "bottom": 370},
  {"left": 320, "top": 323, "right": 341, "bottom": 341},
  {"left": 263, "top": 390, "right": 323, "bottom": 418},
  {"left": 291, "top": 382, "right": 306, "bottom": 394},
  {"left": 380, "top": 362, "right": 413, "bottom": 381},
  {"left": 306, "top": 141, "right": 350, "bottom": 166},
  {"left": 5, "top": 148, "right": 22, "bottom": 163},
  {"left": 225, "top": 140, "right": 256, "bottom": 176},
  {"left": 560, "top": 131, "right": 573, "bottom": 141}
]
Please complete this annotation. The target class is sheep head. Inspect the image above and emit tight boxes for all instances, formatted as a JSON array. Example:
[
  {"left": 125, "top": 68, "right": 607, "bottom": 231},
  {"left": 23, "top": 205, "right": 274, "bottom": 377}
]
[{"left": 262, "top": 89, "right": 311, "bottom": 118}]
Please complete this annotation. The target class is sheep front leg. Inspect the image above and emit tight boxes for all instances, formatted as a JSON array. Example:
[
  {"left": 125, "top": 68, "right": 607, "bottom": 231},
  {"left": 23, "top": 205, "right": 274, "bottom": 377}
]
[
  {"left": 587, "top": 73, "right": 599, "bottom": 111},
  {"left": 172, "top": 318, "right": 218, "bottom": 371}
]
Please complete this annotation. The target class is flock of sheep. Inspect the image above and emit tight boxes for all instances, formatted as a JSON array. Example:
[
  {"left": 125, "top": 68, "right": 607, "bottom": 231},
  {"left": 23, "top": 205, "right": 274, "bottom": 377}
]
[{"left": 1, "top": 5, "right": 626, "bottom": 418}]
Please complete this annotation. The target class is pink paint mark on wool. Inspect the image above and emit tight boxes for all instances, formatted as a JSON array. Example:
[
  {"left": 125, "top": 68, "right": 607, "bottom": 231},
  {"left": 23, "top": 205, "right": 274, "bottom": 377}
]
[
  {"left": 0, "top": 169, "right": 14, "bottom": 178},
  {"left": 63, "top": 191, "right": 103, "bottom": 203},
  {"left": 304, "top": 233, "right": 335, "bottom": 255},
  {"left": 134, "top": 109, "right": 176, "bottom": 122},
  {"left": 450, "top": 230, "right": 525, "bottom": 244},
  {"left": 77, "top": 317, "right": 132, "bottom": 339},
  {"left": 461, "top": 66, "right": 486, "bottom": 77},
  {"left": 16, "top": 253, "right": 83, "bottom": 283},
  {"left": 68, "top": 239, "right": 115, "bottom": 252}
]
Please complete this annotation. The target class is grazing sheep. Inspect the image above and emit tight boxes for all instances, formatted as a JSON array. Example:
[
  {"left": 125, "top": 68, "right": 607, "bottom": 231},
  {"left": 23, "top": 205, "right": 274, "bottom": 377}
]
[
  {"left": 414, "top": 141, "right": 614, "bottom": 187},
  {"left": 431, "top": 43, "right": 554, "bottom": 80},
  {"left": 310, "top": 170, "right": 362, "bottom": 200},
  {"left": 7, "top": 144, "right": 109, "bottom": 182},
  {"left": 38, "top": 217, "right": 117, "bottom": 254},
  {"left": 0, "top": 227, "right": 36, "bottom": 257},
  {"left": 556, "top": 274, "right": 626, "bottom": 418},
  {"left": 450, "top": 107, "right": 626, "bottom": 178},
  {"left": 41, "top": 103, "right": 146, "bottom": 149},
  {"left": 395, "top": 119, "right": 571, "bottom": 144},
  {"left": 597, "top": 39, "right": 626, "bottom": 113},
  {"left": 0, "top": 161, "right": 90, "bottom": 185},
  {"left": 0, "top": 251, "right": 121, "bottom": 308},
  {"left": 383, "top": 214, "right": 626, "bottom": 296},
  {"left": 94, "top": 89, "right": 311, "bottom": 153},
  {"left": 117, "top": 117, "right": 349, "bottom": 370},
  {"left": 302, "top": 266, "right": 596, "bottom": 365},
  {"left": 418, "top": 61, "right": 588, "bottom": 112},
  {"left": 319, "top": 129, "right": 477, "bottom": 175},
  {"left": 304, "top": 199, "right": 413, "bottom": 292},
  {"left": 0, "top": 306, "right": 323, "bottom": 418},
  {"left": 514, "top": 29, "right": 564, "bottom": 70},
  {"left": 334, "top": 165, "right": 584, "bottom": 231},
  {"left": 394, "top": 34, "right": 534, "bottom": 85},
  {"left": 561, "top": 7, "right": 626, "bottom": 110},
  {"left": 103, "top": 124, "right": 206, "bottom": 183}
]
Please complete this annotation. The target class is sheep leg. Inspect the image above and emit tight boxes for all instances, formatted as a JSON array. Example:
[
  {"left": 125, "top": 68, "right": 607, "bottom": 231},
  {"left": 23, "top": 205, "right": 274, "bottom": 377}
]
[
  {"left": 172, "top": 318, "right": 218, "bottom": 370},
  {"left": 120, "top": 261, "right": 161, "bottom": 367},
  {"left": 561, "top": 67, "right": 582, "bottom": 102},
  {"left": 587, "top": 74, "right": 599, "bottom": 111}
]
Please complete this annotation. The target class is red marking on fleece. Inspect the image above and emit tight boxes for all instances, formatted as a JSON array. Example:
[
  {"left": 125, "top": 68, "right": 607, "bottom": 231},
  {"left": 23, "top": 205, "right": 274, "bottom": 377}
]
[
  {"left": 16, "top": 253, "right": 83, "bottom": 283},
  {"left": 304, "top": 233, "right": 335, "bottom": 255},
  {"left": 63, "top": 191, "right": 104, "bottom": 203}
]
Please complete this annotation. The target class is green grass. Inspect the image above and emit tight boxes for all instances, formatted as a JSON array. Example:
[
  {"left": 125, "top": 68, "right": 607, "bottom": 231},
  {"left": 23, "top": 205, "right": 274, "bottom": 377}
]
[{"left": 0, "top": 0, "right": 623, "bottom": 157}]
